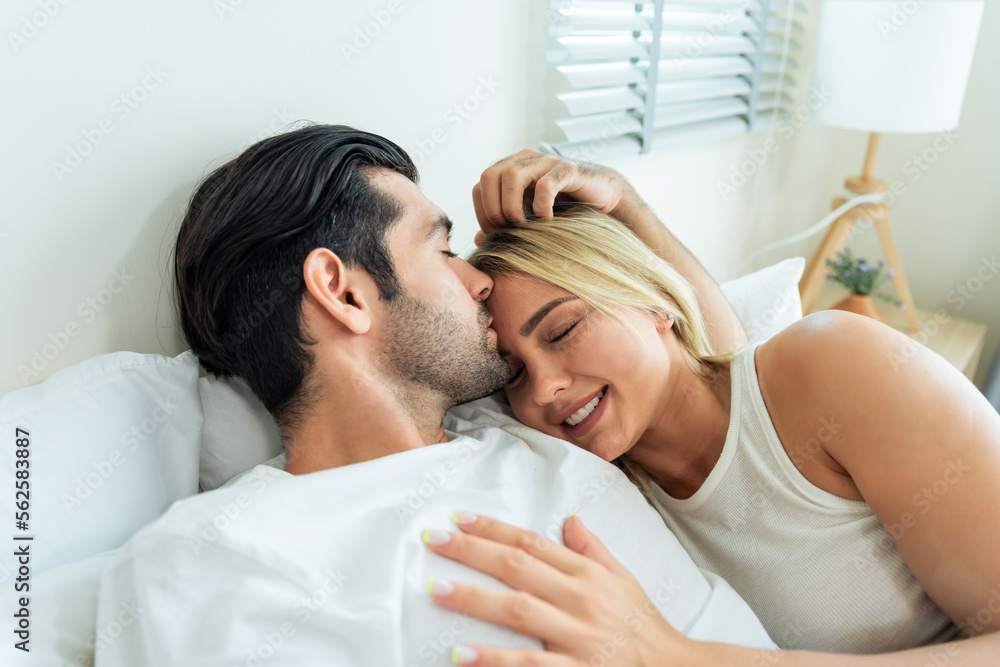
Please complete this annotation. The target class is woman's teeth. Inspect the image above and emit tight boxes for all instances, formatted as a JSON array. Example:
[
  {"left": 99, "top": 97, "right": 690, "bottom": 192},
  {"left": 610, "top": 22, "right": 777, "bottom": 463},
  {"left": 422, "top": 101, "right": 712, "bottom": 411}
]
[{"left": 565, "top": 389, "right": 605, "bottom": 426}]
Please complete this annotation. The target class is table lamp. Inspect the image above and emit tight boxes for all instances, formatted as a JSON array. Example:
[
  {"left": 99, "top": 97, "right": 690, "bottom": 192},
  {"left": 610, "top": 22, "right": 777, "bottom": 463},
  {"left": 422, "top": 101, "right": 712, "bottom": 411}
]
[{"left": 798, "top": 0, "right": 984, "bottom": 331}]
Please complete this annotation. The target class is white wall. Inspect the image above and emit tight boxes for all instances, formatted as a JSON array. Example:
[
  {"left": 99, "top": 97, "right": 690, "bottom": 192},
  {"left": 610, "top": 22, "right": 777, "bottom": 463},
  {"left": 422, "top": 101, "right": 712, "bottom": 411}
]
[
  {"left": 2, "top": 0, "right": 995, "bottom": 396},
  {"left": 1, "top": 0, "right": 548, "bottom": 393}
]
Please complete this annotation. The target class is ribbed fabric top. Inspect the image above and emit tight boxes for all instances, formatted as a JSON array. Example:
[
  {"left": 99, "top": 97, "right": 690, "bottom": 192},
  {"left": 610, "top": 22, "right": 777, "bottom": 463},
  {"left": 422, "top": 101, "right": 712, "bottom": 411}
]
[{"left": 645, "top": 343, "right": 958, "bottom": 653}]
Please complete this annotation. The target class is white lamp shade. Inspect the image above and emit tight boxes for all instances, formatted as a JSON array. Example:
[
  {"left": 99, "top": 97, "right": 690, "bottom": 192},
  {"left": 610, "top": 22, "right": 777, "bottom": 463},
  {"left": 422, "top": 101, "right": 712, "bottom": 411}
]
[{"left": 811, "top": 0, "right": 984, "bottom": 133}]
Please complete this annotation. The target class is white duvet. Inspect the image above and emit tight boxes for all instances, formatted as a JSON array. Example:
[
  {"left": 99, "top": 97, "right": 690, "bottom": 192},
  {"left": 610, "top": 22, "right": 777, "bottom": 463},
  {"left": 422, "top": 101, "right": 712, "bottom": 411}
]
[{"left": 33, "top": 402, "right": 777, "bottom": 666}]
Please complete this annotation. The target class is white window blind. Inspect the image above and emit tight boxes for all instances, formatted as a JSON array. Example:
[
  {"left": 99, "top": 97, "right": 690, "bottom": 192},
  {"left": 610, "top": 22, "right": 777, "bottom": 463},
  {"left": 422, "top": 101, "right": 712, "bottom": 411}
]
[{"left": 542, "top": 0, "right": 806, "bottom": 161}]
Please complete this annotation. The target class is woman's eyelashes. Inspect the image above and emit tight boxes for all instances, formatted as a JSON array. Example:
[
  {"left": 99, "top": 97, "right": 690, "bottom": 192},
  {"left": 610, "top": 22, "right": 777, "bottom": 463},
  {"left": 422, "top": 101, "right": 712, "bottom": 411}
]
[{"left": 549, "top": 321, "right": 578, "bottom": 343}]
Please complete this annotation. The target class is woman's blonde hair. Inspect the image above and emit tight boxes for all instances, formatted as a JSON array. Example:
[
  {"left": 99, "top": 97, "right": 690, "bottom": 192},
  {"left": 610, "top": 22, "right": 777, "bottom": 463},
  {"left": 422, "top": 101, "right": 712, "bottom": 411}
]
[{"left": 468, "top": 203, "right": 741, "bottom": 494}]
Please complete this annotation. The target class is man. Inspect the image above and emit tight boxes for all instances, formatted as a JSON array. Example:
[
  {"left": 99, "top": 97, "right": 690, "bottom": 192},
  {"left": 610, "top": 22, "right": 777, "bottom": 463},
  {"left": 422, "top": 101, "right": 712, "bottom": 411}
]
[{"left": 94, "top": 124, "right": 764, "bottom": 665}]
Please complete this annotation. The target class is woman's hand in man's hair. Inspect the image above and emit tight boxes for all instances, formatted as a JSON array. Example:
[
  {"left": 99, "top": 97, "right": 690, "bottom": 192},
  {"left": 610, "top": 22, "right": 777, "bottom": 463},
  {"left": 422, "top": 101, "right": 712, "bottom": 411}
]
[
  {"left": 472, "top": 150, "right": 749, "bottom": 353},
  {"left": 472, "top": 149, "right": 640, "bottom": 244}
]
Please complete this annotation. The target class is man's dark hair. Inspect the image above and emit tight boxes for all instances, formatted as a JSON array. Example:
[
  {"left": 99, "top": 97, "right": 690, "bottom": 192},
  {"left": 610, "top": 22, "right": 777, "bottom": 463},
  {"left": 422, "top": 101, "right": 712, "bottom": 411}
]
[{"left": 174, "top": 124, "right": 418, "bottom": 433}]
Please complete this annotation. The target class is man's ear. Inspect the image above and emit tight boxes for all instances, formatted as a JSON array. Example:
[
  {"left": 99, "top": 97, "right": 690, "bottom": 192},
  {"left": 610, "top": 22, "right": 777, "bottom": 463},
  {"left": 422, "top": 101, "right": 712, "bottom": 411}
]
[{"left": 302, "top": 248, "right": 372, "bottom": 335}]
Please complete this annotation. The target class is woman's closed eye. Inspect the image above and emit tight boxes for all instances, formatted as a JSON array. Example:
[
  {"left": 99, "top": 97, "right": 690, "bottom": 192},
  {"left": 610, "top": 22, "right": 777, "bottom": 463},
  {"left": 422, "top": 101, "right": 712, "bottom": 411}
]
[
  {"left": 549, "top": 321, "right": 578, "bottom": 343},
  {"left": 506, "top": 320, "right": 581, "bottom": 387}
]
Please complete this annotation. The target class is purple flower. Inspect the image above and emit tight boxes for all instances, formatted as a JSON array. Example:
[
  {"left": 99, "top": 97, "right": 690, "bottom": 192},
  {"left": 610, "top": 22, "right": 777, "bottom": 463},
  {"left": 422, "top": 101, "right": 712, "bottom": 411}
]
[
  {"left": 878, "top": 259, "right": 886, "bottom": 267},
  {"left": 843, "top": 271, "right": 852, "bottom": 277},
  {"left": 899, "top": 302, "right": 906, "bottom": 309},
  {"left": 886, "top": 268, "right": 895, "bottom": 277},
  {"left": 835, "top": 258, "right": 843, "bottom": 266},
  {"left": 860, "top": 263, "right": 873, "bottom": 272}
]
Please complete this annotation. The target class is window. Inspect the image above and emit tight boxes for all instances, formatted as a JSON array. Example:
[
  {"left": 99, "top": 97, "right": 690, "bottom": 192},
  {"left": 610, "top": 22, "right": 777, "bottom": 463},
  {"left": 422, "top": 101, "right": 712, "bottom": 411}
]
[{"left": 542, "top": 0, "right": 806, "bottom": 161}]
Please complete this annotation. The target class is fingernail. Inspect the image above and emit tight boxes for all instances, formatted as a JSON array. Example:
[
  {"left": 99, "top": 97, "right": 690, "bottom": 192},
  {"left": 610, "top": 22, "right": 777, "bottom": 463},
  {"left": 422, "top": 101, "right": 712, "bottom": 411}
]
[
  {"left": 426, "top": 577, "right": 455, "bottom": 597},
  {"left": 422, "top": 528, "right": 451, "bottom": 546},
  {"left": 452, "top": 510, "right": 477, "bottom": 525},
  {"left": 452, "top": 645, "right": 478, "bottom": 664}
]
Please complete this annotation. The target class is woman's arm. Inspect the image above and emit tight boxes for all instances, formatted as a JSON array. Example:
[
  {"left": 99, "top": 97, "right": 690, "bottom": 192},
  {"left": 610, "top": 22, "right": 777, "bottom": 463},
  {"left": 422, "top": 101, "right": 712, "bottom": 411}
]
[
  {"left": 758, "top": 310, "right": 1000, "bottom": 636},
  {"left": 424, "top": 513, "right": 1000, "bottom": 666},
  {"left": 471, "top": 149, "right": 749, "bottom": 354}
]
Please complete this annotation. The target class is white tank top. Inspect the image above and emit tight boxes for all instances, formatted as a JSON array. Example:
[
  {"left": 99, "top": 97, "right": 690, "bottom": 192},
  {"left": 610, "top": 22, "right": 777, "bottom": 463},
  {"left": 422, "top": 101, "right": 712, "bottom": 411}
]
[{"left": 644, "top": 343, "right": 959, "bottom": 653}]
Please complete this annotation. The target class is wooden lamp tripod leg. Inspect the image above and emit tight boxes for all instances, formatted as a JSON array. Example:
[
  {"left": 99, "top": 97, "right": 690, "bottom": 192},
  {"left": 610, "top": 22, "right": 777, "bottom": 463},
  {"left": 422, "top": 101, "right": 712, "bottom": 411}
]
[
  {"left": 873, "top": 217, "right": 920, "bottom": 332},
  {"left": 799, "top": 198, "right": 856, "bottom": 312},
  {"left": 800, "top": 133, "right": 919, "bottom": 331}
]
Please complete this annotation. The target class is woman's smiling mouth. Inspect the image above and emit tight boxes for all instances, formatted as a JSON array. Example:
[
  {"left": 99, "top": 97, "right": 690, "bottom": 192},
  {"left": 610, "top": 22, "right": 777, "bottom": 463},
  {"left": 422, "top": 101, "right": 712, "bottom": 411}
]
[
  {"left": 564, "top": 389, "right": 604, "bottom": 426},
  {"left": 556, "top": 386, "right": 609, "bottom": 436}
]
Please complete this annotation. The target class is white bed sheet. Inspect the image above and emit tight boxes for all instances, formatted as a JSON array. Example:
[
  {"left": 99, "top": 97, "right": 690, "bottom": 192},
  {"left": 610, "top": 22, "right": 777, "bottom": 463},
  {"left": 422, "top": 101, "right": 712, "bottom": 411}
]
[{"left": 82, "top": 402, "right": 776, "bottom": 665}]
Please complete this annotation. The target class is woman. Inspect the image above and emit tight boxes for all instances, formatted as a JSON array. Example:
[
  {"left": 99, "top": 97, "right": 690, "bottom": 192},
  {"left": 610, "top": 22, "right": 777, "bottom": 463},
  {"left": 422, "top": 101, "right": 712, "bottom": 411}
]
[{"left": 420, "top": 151, "right": 1000, "bottom": 665}]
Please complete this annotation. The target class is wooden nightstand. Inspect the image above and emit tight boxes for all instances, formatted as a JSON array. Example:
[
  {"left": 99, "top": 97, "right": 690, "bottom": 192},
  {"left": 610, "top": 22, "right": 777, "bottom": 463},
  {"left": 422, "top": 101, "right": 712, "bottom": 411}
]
[{"left": 806, "top": 285, "right": 988, "bottom": 381}]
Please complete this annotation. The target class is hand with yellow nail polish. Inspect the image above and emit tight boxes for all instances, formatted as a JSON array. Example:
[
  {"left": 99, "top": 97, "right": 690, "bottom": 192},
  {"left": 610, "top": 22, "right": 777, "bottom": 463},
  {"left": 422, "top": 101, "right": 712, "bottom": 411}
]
[{"left": 420, "top": 512, "right": 700, "bottom": 666}]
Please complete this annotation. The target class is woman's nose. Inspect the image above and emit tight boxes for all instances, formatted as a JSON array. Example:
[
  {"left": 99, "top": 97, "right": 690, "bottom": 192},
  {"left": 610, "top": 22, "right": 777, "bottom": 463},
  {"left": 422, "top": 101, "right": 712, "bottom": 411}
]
[{"left": 531, "top": 363, "right": 571, "bottom": 407}]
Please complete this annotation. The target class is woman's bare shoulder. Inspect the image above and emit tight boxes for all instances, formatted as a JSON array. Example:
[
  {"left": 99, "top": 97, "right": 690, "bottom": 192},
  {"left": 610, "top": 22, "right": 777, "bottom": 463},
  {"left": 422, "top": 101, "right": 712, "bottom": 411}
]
[
  {"left": 755, "top": 309, "right": 917, "bottom": 392},
  {"left": 750, "top": 312, "right": 883, "bottom": 497},
  {"left": 752, "top": 309, "right": 992, "bottom": 489}
]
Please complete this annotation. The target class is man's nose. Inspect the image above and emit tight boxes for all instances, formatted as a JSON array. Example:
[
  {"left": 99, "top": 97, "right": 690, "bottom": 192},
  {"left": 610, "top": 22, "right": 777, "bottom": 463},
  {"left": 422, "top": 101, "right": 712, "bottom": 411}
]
[{"left": 457, "top": 259, "right": 493, "bottom": 302}]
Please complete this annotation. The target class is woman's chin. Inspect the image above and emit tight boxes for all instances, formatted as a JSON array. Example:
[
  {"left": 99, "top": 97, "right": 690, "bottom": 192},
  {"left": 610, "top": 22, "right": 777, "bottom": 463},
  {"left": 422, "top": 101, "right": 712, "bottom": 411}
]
[
  {"left": 579, "top": 434, "right": 629, "bottom": 463},
  {"left": 525, "top": 419, "right": 629, "bottom": 462}
]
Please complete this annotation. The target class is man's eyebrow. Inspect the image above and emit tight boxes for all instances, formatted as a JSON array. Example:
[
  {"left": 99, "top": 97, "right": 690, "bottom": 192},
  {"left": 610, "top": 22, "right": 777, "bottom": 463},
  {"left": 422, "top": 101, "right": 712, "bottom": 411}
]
[
  {"left": 425, "top": 214, "right": 453, "bottom": 243},
  {"left": 520, "top": 297, "right": 578, "bottom": 337}
]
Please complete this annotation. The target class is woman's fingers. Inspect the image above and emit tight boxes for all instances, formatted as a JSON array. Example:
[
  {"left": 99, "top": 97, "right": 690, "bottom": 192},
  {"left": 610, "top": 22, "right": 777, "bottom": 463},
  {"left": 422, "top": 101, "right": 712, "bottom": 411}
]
[
  {"left": 426, "top": 576, "right": 590, "bottom": 652},
  {"left": 422, "top": 515, "right": 690, "bottom": 664},
  {"left": 562, "top": 514, "right": 627, "bottom": 576},
  {"left": 451, "top": 645, "right": 579, "bottom": 667},
  {"left": 448, "top": 644, "right": 578, "bottom": 667},
  {"left": 475, "top": 149, "right": 557, "bottom": 229},
  {"left": 531, "top": 162, "right": 577, "bottom": 219},
  {"left": 498, "top": 158, "right": 556, "bottom": 224},
  {"left": 471, "top": 182, "right": 494, "bottom": 238},
  {"left": 452, "top": 512, "right": 604, "bottom": 579},
  {"left": 424, "top": 525, "right": 590, "bottom": 611},
  {"left": 473, "top": 150, "right": 633, "bottom": 243},
  {"left": 476, "top": 158, "right": 506, "bottom": 228}
]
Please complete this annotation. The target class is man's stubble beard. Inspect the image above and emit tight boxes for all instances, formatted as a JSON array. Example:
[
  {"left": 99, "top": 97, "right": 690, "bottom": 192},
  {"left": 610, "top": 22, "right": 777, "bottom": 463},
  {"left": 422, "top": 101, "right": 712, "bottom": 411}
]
[{"left": 378, "top": 288, "right": 510, "bottom": 410}]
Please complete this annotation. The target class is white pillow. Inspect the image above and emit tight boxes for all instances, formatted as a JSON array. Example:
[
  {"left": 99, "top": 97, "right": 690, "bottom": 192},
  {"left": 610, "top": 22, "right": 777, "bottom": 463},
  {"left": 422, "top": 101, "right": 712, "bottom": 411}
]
[
  {"left": 195, "top": 257, "right": 807, "bottom": 490},
  {"left": 198, "top": 375, "right": 282, "bottom": 492},
  {"left": 0, "top": 351, "right": 202, "bottom": 576},
  {"left": 720, "top": 256, "right": 805, "bottom": 345}
]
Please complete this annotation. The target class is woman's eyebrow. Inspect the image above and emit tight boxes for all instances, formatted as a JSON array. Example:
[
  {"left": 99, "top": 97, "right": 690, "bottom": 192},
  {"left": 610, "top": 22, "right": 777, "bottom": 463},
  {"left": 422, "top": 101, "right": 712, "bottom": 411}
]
[{"left": 520, "top": 297, "right": 578, "bottom": 337}]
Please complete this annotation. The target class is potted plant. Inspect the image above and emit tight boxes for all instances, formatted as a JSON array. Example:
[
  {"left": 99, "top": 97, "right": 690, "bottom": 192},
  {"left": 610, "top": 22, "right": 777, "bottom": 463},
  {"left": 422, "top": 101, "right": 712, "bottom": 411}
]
[{"left": 824, "top": 247, "right": 904, "bottom": 322}]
